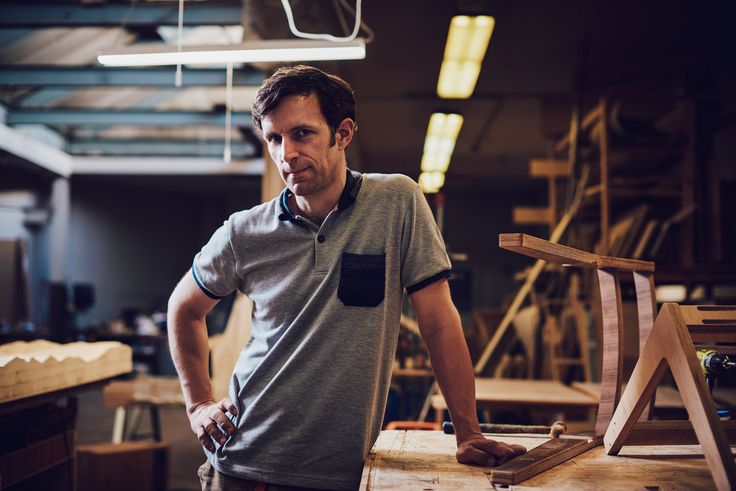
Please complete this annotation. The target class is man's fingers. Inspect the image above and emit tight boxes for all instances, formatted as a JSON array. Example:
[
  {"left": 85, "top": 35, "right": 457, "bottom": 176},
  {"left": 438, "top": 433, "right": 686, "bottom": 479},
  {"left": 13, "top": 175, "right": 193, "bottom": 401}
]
[
  {"left": 508, "top": 443, "right": 527, "bottom": 456},
  {"left": 208, "top": 410, "right": 235, "bottom": 436},
  {"left": 204, "top": 418, "right": 229, "bottom": 444},
  {"left": 474, "top": 440, "right": 517, "bottom": 464},
  {"left": 197, "top": 426, "right": 215, "bottom": 452},
  {"left": 458, "top": 446, "right": 497, "bottom": 467},
  {"left": 218, "top": 397, "right": 238, "bottom": 417}
]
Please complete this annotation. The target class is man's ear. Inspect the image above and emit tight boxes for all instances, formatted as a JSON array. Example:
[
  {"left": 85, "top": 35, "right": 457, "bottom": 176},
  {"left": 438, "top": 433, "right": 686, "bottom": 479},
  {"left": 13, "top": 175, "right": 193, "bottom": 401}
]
[{"left": 335, "top": 118, "right": 356, "bottom": 149}]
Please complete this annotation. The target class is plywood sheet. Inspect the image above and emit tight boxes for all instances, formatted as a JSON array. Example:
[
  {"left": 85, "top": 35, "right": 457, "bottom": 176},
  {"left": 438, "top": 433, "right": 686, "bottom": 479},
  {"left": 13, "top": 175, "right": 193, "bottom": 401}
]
[{"left": 0, "top": 340, "right": 133, "bottom": 403}]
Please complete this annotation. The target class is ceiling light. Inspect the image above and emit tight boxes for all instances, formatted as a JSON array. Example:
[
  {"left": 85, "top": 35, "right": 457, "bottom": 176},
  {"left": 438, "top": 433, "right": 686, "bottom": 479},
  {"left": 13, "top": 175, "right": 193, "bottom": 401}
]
[
  {"left": 98, "top": 39, "right": 366, "bottom": 67},
  {"left": 419, "top": 171, "right": 445, "bottom": 194},
  {"left": 420, "top": 112, "right": 463, "bottom": 174},
  {"left": 437, "top": 15, "right": 495, "bottom": 98}
]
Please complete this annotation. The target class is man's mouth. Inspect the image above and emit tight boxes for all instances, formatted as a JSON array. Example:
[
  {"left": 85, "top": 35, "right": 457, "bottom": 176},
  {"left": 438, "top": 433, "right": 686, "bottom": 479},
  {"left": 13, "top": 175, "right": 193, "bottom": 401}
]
[{"left": 289, "top": 168, "right": 309, "bottom": 177}]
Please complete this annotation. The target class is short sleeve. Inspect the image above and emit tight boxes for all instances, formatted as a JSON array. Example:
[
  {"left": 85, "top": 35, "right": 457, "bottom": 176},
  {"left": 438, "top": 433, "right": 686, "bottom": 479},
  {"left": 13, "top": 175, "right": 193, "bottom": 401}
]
[
  {"left": 400, "top": 180, "right": 452, "bottom": 293},
  {"left": 192, "top": 219, "right": 240, "bottom": 299}
]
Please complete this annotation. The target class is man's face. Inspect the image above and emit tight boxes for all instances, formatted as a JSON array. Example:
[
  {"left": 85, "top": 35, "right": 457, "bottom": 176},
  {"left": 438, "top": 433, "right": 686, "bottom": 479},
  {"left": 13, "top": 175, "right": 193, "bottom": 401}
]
[{"left": 261, "top": 93, "right": 345, "bottom": 197}]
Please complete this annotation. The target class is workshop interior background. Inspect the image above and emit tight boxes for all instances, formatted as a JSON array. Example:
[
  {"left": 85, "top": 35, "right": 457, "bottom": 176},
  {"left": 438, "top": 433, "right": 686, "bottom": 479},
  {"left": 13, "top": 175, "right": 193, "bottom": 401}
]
[{"left": 0, "top": 0, "right": 735, "bottom": 489}]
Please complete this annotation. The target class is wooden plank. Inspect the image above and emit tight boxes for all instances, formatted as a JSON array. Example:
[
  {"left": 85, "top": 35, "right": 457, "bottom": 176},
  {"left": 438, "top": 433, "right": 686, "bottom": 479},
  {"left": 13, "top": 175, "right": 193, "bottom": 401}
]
[
  {"left": 529, "top": 159, "right": 570, "bottom": 177},
  {"left": 491, "top": 435, "right": 600, "bottom": 485},
  {"left": 499, "top": 233, "right": 655, "bottom": 272},
  {"left": 626, "top": 420, "right": 736, "bottom": 446},
  {"left": 680, "top": 305, "right": 736, "bottom": 327},
  {"left": 103, "top": 376, "right": 184, "bottom": 408},
  {"left": 513, "top": 207, "right": 554, "bottom": 225}
]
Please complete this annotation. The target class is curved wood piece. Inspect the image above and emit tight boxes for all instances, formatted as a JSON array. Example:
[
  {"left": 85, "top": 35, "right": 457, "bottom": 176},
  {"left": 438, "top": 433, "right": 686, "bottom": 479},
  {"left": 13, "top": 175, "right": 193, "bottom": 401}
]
[
  {"left": 634, "top": 271, "right": 658, "bottom": 420},
  {"left": 499, "top": 233, "right": 654, "bottom": 272},
  {"left": 595, "top": 268, "right": 624, "bottom": 435}
]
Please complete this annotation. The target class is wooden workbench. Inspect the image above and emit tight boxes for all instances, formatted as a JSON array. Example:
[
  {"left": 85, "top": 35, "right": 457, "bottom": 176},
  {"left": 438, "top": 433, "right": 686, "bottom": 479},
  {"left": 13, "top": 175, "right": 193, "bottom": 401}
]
[{"left": 360, "top": 430, "right": 726, "bottom": 490}]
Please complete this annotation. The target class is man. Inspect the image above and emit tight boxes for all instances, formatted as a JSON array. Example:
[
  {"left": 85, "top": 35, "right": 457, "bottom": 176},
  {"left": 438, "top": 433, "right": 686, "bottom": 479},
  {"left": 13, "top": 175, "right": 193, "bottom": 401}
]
[{"left": 168, "top": 65, "right": 526, "bottom": 491}]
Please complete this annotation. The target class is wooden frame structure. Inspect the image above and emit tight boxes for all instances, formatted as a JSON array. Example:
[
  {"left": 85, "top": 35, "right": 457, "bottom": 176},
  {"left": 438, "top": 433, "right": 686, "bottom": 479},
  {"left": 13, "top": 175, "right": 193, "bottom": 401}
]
[
  {"left": 488, "top": 233, "right": 656, "bottom": 484},
  {"left": 493, "top": 233, "right": 736, "bottom": 488},
  {"left": 604, "top": 304, "right": 736, "bottom": 491}
]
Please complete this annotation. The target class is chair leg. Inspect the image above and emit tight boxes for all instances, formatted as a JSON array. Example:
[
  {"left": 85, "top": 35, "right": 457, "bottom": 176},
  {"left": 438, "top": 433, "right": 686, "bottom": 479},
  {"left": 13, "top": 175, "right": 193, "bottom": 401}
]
[{"left": 112, "top": 406, "right": 127, "bottom": 443}]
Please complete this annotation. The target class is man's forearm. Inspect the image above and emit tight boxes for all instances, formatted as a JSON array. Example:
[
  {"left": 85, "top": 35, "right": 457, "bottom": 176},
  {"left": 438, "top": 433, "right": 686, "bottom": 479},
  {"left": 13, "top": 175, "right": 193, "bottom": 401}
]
[
  {"left": 168, "top": 308, "right": 214, "bottom": 413},
  {"left": 421, "top": 310, "right": 481, "bottom": 442}
]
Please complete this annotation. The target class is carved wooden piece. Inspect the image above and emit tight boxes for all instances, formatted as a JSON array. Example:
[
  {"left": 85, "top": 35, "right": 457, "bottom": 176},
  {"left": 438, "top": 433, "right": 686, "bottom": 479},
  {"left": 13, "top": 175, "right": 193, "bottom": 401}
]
[
  {"left": 0, "top": 340, "right": 132, "bottom": 403},
  {"left": 603, "top": 303, "right": 736, "bottom": 491}
]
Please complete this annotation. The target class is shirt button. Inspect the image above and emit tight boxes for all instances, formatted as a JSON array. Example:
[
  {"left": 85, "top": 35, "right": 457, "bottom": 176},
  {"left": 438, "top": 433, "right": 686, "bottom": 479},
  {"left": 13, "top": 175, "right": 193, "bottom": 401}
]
[{"left": 317, "top": 235, "right": 326, "bottom": 243}]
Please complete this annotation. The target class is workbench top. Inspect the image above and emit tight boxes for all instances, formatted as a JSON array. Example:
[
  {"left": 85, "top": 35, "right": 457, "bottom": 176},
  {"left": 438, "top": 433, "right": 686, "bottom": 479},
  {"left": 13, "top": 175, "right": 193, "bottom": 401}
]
[{"left": 360, "top": 430, "right": 725, "bottom": 490}]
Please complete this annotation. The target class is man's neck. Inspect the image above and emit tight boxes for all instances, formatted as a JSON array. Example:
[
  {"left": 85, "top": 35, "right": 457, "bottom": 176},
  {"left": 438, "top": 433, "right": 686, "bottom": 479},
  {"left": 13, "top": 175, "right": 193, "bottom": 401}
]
[{"left": 291, "top": 169, "right": 347, "bottom": 225}]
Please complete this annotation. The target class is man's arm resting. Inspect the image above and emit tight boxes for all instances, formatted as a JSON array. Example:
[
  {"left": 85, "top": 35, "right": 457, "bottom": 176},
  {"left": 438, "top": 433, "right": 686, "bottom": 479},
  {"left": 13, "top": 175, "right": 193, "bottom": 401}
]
[
  {"left": 168, "top": 271, "right": 237, "bottom": 451},
  {"left": 409, "top": 279, "right": 526, "bottom": 466}
]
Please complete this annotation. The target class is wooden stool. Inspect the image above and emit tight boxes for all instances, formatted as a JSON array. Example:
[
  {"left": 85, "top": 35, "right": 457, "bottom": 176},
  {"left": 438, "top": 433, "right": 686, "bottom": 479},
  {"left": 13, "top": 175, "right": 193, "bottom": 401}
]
[{"left": 103, "top": 376, "right": 184, "bottom": 443}]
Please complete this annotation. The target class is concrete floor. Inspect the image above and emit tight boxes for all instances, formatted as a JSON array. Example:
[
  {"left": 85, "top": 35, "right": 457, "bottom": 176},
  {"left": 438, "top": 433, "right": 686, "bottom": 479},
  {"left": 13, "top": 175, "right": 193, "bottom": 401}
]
[{"left": 76, "top": 390, "right": 203, "bottom": 491}]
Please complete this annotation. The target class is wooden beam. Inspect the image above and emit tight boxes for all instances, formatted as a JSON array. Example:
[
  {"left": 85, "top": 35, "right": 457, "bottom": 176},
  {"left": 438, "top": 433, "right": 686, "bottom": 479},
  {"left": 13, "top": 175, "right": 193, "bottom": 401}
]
[
  {"left": 513, "top": 207, "right": 554, "bottom": 225},
  {"left": 529, "top": 159, "right": 570, "bottom": 177}
]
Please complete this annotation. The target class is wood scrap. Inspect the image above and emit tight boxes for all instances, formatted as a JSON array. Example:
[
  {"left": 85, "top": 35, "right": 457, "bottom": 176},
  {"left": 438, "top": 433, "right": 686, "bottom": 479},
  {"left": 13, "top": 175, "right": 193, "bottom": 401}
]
[{"left": 0, "top": 340, "right": 132, "bottom": 403}]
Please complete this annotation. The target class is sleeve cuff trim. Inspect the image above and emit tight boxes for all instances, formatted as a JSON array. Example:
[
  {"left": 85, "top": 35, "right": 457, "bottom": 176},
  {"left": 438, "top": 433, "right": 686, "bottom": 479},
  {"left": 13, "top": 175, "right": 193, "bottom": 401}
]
[
  {"left": 406, "top": 269, "right": 452, "bottom": 294},
  {"left": 191, "top": 262, "right": 226, "bottom": 300}
]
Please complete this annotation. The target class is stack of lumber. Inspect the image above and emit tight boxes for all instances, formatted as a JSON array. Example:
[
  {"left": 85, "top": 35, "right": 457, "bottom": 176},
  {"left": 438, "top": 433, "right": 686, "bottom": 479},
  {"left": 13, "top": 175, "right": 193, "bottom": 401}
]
[{"left": 0, "top": 340, "right": 132, "bottom": 404}]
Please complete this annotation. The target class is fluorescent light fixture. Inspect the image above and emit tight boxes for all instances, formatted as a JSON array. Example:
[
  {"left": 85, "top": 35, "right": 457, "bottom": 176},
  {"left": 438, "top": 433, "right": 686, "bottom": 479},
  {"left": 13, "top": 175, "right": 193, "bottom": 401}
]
[
  {"left": 437, "top": 15, "right": 495, "bottom": 98},
  {"left": 420, "top": 112, "right": 463, "bottom": 174},
  {"left": 419, "top": 171, "right": 445, "bottom": 194},
  {"left": 98, "top": 39, "right": 366, "bottom": 67}
]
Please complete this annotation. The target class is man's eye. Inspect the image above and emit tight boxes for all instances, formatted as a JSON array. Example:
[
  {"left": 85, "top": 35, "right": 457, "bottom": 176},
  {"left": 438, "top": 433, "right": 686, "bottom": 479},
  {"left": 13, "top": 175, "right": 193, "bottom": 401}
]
[
  {"left": 295, "top": 129, "right": 312, "bottom": 138},
  {"left": 268, "top": 135, "right": 282, "bottom": 144}
]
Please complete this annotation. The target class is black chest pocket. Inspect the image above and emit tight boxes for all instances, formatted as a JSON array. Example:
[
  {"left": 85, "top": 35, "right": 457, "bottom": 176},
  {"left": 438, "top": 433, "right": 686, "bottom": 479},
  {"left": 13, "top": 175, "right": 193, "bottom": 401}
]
[{"left": 338, "top": 252, "right": 386, "bottom": 307}]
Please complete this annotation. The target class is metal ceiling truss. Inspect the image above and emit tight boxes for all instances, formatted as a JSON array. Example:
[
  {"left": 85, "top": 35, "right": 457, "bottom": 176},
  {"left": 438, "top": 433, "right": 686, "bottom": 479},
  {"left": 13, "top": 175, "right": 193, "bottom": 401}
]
[
  {"left": 67, "top": 139, "right": 257, "bottom": 158},
  {"left": 0, "top": 66, "right": 264, "bottom": 87},
  {"left": 7, "top": 109, "right": 253, "bottom": 126},
  {"left": 0, "top": 1, "right": 242, "bottom": 28}
]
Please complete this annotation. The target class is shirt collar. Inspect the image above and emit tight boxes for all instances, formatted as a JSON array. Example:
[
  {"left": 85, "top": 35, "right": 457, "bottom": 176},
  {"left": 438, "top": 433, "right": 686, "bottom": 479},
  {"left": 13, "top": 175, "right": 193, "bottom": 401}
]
[{"left": 278, "top": 168, "right": 362, "bottom": 223}]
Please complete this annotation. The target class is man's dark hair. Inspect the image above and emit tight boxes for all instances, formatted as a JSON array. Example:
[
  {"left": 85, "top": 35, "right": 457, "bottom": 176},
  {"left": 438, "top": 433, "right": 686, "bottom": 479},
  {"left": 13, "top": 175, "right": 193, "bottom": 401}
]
[{"left": 252, "top": 65, "right": 356, "bottom": 138}]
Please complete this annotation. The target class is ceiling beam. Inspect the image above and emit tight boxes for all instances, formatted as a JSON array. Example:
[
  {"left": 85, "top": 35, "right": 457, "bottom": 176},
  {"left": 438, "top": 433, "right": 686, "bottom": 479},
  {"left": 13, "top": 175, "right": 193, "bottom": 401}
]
[
  {"left": 67, "top": 139, "right": 258, "bottom": 158},
  {"left": 71, "top": 156, "right": 263, "bottom": 175},
  {"left": 0, "top": 123, "right": 72, "bottom": 177},
  {"left": 0, "top": 2, "right": 242, "bottom": 28},
  {"left": 0, "top": 66, "right": 264, "bottom": 87},
  {"left": 7, "top": 109, "right": 253, "bottom": 126}
]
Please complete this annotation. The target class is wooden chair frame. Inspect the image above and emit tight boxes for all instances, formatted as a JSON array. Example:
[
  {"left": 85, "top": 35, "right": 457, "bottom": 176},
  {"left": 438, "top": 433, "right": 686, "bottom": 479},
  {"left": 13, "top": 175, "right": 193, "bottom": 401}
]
[
  {"left": 491, "top": 234, "right": 736, "bottom": 488},
  {"left": 489, "top": 233, "right": 656, "bottom": 484}
]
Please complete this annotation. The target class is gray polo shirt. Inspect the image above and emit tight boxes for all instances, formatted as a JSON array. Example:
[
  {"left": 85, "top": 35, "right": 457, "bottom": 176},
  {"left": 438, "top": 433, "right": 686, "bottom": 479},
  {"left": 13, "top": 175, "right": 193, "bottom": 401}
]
[{"left": 192, "top": 170, "right": 451, "bottom": 490}]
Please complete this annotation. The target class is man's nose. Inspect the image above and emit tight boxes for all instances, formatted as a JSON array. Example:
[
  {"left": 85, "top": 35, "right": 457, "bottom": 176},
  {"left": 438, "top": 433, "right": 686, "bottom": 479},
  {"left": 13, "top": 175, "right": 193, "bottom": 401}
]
[{"left": 281, "top": 138, "right": 298, "bottom": 164}]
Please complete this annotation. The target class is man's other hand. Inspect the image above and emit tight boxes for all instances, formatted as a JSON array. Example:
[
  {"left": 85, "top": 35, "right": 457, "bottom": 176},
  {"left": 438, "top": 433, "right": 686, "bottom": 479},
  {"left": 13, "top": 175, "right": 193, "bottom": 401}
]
[
  {"left": 456, "top": 433, "right": 527, "bottom": 466},
  {"left": 188, "top": 397, "right": 238, "bottom": 452}
]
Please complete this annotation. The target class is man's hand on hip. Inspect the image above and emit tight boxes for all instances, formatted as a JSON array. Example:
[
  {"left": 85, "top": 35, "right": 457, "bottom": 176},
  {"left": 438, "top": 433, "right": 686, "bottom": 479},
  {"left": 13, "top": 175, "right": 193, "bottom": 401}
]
[
  {"left": 188, "top": 397, "right": 238, "bottom": 452},
  {"left": 456, "top": 433, "right": 527, "bottom": 467}
]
